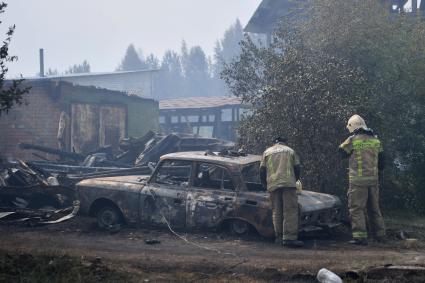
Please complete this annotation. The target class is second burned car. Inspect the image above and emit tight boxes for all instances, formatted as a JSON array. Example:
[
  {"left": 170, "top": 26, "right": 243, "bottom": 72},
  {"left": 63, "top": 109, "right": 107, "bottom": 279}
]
[{"left": 77, "top": 151, "right": 342, "bottom": 237}]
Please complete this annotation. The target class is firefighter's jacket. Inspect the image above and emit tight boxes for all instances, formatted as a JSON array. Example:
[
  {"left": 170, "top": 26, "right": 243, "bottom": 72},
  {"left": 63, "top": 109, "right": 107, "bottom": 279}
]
[
  {"left": 260, "top": 143, "right": 300, "bottom": 192},
  {"left": 339, "top": 130, "right": 383, "bottom": 186}
]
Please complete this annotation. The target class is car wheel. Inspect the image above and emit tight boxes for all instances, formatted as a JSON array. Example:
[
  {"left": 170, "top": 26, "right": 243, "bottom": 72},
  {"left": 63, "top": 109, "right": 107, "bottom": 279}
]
[
  {"left": 230, "top": 219, "right": 250, "bottom": 235},
  {"left": 96, "top": 206, "right": 123, "bottom": 229}
]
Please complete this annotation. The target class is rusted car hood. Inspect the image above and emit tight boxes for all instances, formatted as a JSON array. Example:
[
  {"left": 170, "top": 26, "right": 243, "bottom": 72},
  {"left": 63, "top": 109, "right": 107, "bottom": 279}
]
[
  {"left": 77, "top": 175, "right": 149, "bottom": 191},
  {"left": 251, "top": 190, "right": 341, "bottom": 212},
  {"left": 298, "top": 190, "right": 341, "bottom": 212}
]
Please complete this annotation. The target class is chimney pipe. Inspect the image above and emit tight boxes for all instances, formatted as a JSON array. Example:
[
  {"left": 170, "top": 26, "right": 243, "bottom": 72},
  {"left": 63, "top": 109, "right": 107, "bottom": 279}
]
[{"left": 39, "top": 48, "right": 44, "bottom": 77}]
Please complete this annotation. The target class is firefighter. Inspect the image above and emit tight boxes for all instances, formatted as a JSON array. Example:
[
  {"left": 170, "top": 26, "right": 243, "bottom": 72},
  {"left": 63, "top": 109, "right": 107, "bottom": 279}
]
[
  {"left": 339, "top": 115, "right": 386, "bottom": 245},
  {"left": 260, "top": 137, "right": 303, "bottom": 248}
]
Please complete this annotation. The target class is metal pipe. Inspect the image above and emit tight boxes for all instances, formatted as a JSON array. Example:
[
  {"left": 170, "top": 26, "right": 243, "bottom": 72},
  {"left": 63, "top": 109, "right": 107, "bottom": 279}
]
[{"left": 39, "top": 48, "right": 44, "bottom": 77}]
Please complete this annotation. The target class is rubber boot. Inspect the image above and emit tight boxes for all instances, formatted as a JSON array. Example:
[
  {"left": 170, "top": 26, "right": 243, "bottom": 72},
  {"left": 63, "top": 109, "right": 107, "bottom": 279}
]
[{"left": 282, "top": 240, "right": 304, "bottom": 248}]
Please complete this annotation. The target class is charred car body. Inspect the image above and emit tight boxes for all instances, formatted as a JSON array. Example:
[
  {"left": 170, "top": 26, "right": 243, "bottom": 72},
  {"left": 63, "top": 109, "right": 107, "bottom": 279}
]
[{"left": 77, "top": 151, "right": 342, "bottom": 237}]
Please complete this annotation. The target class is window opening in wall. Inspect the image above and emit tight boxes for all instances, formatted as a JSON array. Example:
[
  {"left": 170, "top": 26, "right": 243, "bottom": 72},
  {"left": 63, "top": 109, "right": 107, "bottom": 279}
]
[{"left": 221, "top": 108, "right": 233, "bottom": 122}]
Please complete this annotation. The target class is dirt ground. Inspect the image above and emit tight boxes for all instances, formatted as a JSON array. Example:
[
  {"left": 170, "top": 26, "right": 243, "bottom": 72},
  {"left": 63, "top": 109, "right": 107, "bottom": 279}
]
[{"left": 1, "top": 216, "right": 425, "bottom": 282}]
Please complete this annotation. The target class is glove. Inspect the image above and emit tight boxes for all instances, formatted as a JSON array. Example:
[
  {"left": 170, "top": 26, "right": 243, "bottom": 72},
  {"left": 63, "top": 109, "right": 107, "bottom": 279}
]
[{"left": 296, "top": 180, "right": 303, "bottom": 192}]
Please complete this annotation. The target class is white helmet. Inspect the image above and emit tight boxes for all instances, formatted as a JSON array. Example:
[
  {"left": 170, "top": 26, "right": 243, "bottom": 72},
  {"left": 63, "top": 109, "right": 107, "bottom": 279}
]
[{"left": 346, "top": 114, "right": 367, "bottom": 133}]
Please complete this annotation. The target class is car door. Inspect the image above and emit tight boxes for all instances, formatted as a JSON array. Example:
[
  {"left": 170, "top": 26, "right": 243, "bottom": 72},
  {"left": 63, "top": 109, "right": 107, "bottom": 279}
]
[
  {"left": 186, "top": 162, "right": 237, "bottom": 230},
  {"left": 140, "top": 159, "right": 192, "bottom": 228}
]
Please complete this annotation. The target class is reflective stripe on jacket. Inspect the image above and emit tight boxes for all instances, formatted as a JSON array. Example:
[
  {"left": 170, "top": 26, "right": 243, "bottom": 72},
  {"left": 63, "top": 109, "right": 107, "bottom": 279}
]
[
  {"left": 260, "top": 143, "right": 300, "bottom": 191},
  {"left": 339, "top": 134, "right": 383, "bottom": 185}
]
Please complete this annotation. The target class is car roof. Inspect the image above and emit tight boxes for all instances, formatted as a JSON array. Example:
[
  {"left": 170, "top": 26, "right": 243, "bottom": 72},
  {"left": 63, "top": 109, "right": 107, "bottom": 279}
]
[{"left": 160, "top": 151, "right": 261, "bottom": 167}]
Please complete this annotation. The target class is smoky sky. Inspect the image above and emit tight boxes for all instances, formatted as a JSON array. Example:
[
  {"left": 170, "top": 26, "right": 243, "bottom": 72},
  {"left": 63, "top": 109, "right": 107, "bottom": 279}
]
[{"left": 3, "top": 0, "right": 261, "bottom": 78}]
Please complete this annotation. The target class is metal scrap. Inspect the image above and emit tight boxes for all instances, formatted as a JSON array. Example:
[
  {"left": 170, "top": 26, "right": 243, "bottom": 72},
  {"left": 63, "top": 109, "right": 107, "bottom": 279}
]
[
  {"left": 0, "top": 160, "right": 79, "bottom": 225},
  {"left": 19, "top": 132, "right": 235, "bottom": 179}
]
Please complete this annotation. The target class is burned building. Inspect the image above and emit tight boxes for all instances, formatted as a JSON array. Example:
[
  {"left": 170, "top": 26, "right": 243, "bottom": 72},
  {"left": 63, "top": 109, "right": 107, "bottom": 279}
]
[
  {"left": 45, "top": 69, "right": 157, "bottom": 98},
  {"left": 159, "top": 96, "right": 250, "bottom": 141},
  {"left": 0, "top": 79, "right": 158, "bottom": 160}
]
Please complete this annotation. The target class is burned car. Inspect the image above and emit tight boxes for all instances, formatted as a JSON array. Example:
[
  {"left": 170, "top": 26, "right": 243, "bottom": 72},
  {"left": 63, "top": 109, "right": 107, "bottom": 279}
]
[{"left": 77, "top": 151, "right": 342, "bottom": 237}]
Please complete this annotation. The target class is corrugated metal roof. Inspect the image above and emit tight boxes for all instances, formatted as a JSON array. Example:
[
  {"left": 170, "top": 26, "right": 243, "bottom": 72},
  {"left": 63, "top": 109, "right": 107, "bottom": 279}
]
[
  {"left": 159, "top": 96, "right": 243, "bottom": 110},
  {"left": 244, "top": 0, "right": 301, "bottom": 34},
  {"left": 23, "top": 69, "right": 159, "bottom": 81}
]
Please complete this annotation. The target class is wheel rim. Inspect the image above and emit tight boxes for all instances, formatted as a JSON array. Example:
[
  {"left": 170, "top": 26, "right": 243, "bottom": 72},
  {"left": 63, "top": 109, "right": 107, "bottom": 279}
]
[
  {"left": 100, "top": 209, "right": 117, "bottom": 226},
  {"left": 232, "top": 220, "right": 249, "bottom": 234}
]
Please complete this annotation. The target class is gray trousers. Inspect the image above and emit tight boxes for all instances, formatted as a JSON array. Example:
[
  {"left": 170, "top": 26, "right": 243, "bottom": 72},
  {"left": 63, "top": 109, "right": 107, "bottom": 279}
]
[
  {"left": 270, "top": 187, "right": 298, "bottom": 241},
  {"left": 348, "top": 183, "right": 385, "bottom": 239}
]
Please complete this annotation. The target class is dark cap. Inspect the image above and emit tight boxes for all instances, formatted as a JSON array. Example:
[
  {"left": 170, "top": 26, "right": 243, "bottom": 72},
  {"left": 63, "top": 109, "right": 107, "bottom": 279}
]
[{"left": 274, "top": 136, "right": 287, "bottom": 143}]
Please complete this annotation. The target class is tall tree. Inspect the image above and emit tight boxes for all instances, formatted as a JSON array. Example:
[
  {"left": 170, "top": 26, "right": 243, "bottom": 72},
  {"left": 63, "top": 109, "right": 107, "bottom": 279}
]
[
  {"left": 213, "top": 19, "right": 244, "bottom": 96},
  {"left": 214, "top": 19, "right": 244, "bottom": 68},
  {"left": 117, "top": 44, "right": 147, "bottom": 71},
  {"left": 155, "top": 50, "right": 184, "bottom": 99},
  {"left": 180, "top": 40, "right": 189, "bottom": 77},
  {"left": 145, "top": 53, "right": 160, "bottom": 69},
  {"left": 0, "top": 2, "right": 29, "bottom": 115},
  {"left": 45, "top": 68, "right": 58, "bottom": 76},
  {"left": 184, "top": 46, "right": 211, "bottom": 97},
  {"left": 65, "top": 60, "right": 90, "bottom": 74}
]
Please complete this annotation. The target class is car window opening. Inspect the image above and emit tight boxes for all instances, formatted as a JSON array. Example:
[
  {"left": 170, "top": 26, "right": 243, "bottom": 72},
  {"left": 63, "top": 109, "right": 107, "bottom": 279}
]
[
  {"left": 242, "top": 162, "right": 266, "bottom": 192},
  {"left": 153, "top": 160, "right": 192, "bottom": 187},
  {"left": 194, "top": 163, "right": 235, "bottom": 191}
]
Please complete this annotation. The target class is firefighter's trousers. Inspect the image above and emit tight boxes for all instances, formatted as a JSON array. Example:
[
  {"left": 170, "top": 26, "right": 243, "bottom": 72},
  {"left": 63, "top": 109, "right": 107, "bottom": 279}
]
[
  {"left": 270, "top": 187, "right": 298, "bottom": 241},
  {"left": 348, "top": 183, "right": 385, "bottom": 239}
]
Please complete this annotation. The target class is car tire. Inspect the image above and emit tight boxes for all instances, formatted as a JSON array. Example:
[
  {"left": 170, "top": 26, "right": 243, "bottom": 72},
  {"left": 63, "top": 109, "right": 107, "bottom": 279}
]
[
  {"left": 96, "top": 206, "right": 123, "bottom": 230},
  {"left": 229, "top": 219, "right": 250, "bottom": 235}
]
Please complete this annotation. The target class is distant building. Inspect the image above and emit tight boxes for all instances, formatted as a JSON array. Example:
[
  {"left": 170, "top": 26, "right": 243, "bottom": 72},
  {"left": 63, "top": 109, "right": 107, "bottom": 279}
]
[
  {"left": 0, "top": 80, "right": 158, "bottom": 160},
  {"left": 38, "top": 69, "right": 157, "bottom": 98},
  {"left": 245, "top": 0, "right": 424, "bottom": 43},
  {"left": 159, "top": 96, "right": 250, "bottom": 141},
  {"left": 244, "top": 0, "right": 299, "bottom": 44}
]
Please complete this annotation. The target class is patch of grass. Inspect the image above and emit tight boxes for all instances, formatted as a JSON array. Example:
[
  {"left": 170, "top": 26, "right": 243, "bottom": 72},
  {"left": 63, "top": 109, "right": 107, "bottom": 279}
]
[
  {"left": 385, "top": 213, "right": 425, "bottom": 240},
  {"left": 0, "top": 252, "right": 137, "bottom": 283}
]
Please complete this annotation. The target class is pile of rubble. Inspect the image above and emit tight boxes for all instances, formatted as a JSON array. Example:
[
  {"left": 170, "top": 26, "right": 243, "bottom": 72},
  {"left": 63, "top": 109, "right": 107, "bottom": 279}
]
[
  {"left": 19, "top": 132, "right": 235, "bottom": 176},
  {"left": 0, "top": 159, "right": 79, "bottom": 225}
]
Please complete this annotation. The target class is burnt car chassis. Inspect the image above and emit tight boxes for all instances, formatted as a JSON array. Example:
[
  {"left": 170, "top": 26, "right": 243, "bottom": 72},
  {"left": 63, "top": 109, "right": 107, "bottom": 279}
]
[{"left": 77, "top": 151, "right": 342, "bottom": 237}]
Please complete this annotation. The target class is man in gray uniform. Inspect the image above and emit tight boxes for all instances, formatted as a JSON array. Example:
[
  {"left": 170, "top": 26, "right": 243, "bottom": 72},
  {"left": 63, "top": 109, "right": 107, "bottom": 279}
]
[{"left": 260, "top": 137, "right": 303, "bottom": 248}]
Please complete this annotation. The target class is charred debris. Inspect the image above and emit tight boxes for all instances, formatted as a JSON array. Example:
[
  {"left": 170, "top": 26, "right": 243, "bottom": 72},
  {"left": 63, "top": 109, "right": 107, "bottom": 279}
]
[
  {"left": 19, "top": 131, "right": 234, "bottom": 176},
  {"left": 0, "top": 159, "right": 79, "bottom": 225}
]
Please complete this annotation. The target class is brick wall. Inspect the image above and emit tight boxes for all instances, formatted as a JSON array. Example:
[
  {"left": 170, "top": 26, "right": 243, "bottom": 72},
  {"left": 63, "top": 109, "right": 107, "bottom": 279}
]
[
  {"left": 0, "top": 79, "right": 159, "bottom": 161},
  {"left": 0, "top": 81, "right": 61, "bottom": 160}
]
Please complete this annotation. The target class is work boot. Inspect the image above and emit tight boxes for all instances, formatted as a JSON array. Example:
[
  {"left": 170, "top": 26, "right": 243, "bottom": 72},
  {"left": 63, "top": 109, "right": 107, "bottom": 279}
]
[
  {"left": 349, "top": 238, "right": 368, "bottom": 246},
  {"left": 274, "top": 235, "right": 283, "bottom": 246},
  {"left": 282, "top": 240, "right": 304, "bottom": 248}
]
